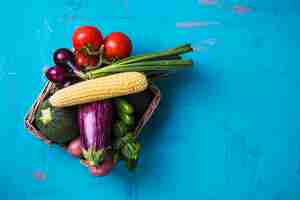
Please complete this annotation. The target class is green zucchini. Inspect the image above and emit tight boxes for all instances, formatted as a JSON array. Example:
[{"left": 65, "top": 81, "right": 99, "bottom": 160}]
[{"left": 35, "top": 100, "right": 79, "bottom": 144}]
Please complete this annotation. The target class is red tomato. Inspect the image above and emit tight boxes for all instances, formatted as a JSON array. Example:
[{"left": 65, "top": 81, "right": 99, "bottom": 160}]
[
  {"left": 72, "top": 26, "right": 103, "bottom": 51},
  {"left": 104, "top": 32, "right": 132, "bottom": 60},
  {"left": 75, "top": 51, "right": 98, "bottom": 69},
  {"left": 75, "top": 52, "right": 86, "bottom": 67}
]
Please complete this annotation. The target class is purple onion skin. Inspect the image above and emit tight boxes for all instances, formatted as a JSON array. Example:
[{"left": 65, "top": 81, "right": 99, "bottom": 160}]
[
  {"left": 53, "top": 48, "right": 86, "bottom": 79},
  {"left": 78, "top": 100, "right": 113, "bottom": 165},
  {"left": 53, "top": 48, "right": 75, "bottom": 68},
  {"left": 46, "top": 66, "right": 68, "bottom": 84}
]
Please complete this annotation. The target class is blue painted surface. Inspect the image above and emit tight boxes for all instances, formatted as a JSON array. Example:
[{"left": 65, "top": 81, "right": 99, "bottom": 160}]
[{"left": 1, "top": 0, "right": 300, "bottom": 199}]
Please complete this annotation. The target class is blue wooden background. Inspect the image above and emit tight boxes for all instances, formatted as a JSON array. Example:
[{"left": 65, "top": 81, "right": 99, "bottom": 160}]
[{"left": 1, "top": 0, "right": 300, "bottom": 199}]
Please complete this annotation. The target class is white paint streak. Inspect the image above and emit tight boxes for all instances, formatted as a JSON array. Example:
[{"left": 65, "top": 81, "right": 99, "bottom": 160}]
[
  {"left": 44, "top": 19, "right": 53, "bottom": 33},
  {"left": 176, "top": 21, "right": 221, "bottom": 28},
  {"left": 201, "top": 38, "right": 217, "bottom": 46},
  {"left": 193, "top": 46, "right": 204, "bottom": 52},
  {"left": 193, "top": 38, "right": 217, "bottom": 52}
]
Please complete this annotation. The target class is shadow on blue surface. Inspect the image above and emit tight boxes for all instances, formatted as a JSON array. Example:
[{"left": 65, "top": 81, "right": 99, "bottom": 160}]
[{"left": 115, "top": 66, "right": 203, "bottom": 175}]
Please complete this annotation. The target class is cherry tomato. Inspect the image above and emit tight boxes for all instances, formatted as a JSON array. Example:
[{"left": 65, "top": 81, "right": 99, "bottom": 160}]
[
  {"left": 75, "top": 51, "right": 98, "bottom": 69},
  {"left": 72, "top": 26, "right": 103, "bottom": 51},
  {"left": 104, "top": 32, "right": 132, "bottom": 60}
]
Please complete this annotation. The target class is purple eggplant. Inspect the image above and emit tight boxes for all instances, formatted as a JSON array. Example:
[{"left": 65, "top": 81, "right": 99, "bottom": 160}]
[{"left": 78, "top": 100, "right": 113, "bottom": 166}]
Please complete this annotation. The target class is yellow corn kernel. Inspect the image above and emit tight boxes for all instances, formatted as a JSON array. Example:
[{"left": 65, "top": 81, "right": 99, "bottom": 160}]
[{"left": 49, "top": 72, "right": 148, "bottom": 107}]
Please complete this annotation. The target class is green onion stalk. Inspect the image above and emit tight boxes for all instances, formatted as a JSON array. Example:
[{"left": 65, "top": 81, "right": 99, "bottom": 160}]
[{"left": 82, "top": 44, "right": 194, "bottom": 80}]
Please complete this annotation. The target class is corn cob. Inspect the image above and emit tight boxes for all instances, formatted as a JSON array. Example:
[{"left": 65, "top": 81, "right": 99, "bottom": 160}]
[{"left": 49, "top": 72, "right": 148, "bottom": 108}]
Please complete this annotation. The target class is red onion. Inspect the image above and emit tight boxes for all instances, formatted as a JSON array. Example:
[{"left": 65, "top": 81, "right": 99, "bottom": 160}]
[{"left": 45, "top": 66, "right": 68, "bottom": 84}]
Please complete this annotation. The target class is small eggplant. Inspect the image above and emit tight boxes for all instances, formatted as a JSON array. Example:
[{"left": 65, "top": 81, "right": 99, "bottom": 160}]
[{"left": 78, "top": 100, "right": 113, "bottom": 166}]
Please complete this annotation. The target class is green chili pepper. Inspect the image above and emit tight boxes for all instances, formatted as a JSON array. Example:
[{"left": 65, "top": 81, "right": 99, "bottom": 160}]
[
  {"left": 115, "top": 98, "right": 134, "bottom": 115},
  {"left": 119, "top": 112, "right": 134, "bottom": 126},
  {"left": 113, "top": 120, "right": 128, "bottom": 137},
  {"left": 121, "top": 142, "right": 141, "bottom": 160}
]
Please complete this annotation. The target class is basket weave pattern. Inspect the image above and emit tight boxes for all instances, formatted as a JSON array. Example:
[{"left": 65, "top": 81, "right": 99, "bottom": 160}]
[{"left": 24, "top": 81, "right": 161, "bottom": 145}]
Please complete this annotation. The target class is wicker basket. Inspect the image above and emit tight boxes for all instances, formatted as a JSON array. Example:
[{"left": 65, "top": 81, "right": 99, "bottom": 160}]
[{"left": 24, "top": 81, "right": 161, "bottom": 163}]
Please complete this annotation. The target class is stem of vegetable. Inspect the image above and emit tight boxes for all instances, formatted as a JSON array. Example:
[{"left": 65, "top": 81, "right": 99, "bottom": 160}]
[
  {"left": 66, "top": 61, "right": 87, "bottom": 80},
  {"left": 124, "top": 60, "right": 193, "bottom": 67},
  {"left": 146, "top": 55, "right": 182, "bottom": 61},
  {"left": 113, "top": 44, "right": 193, "bottom": 65},
  {"left": 82, "top": 44, "right": 194, "bottom": 79},
  {"left": 84, "top": 60, "right": 193, "bottom": 79},
  {"left": 101, "top": 59, "right": 192, "bottom": 71},
  {"left": 84, "top": 45, "right": 102, "bottom": 56},
  {"left": 85, "top": 45, "right": 112, "bottom": 69},
  {"left": 100, "top": 64, "right": 191, "bottom": 72}
]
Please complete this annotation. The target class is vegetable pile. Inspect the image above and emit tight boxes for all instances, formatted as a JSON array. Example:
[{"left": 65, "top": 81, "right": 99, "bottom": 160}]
[{"left": 33, "top": 25, "right": 193, "bottom": 176}]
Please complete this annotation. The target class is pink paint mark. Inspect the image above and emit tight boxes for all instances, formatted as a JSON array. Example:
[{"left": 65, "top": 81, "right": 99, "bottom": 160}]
[
  {"left": 176, "top": 21, "right": 220, "bottom": 28},
  {"left": 32, "top": 170, "right": 47, "bottom": 181},
  {"left": 233, "top": 5, "right": 252, "bottom": 14},
  {"left": 199, "top": 0, "right": 218, "bottom": 6}
]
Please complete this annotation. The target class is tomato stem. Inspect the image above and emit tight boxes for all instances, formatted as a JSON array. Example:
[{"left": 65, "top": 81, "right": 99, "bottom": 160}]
[
  {"left": 67, "top": 61, "right": 88, "bottom": 80},
  {"left": 84, "top": 45, "right": 102, "bottom": 56},
  {"left": 84, "top": 45, "right": 111, "bottom": 69}
]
